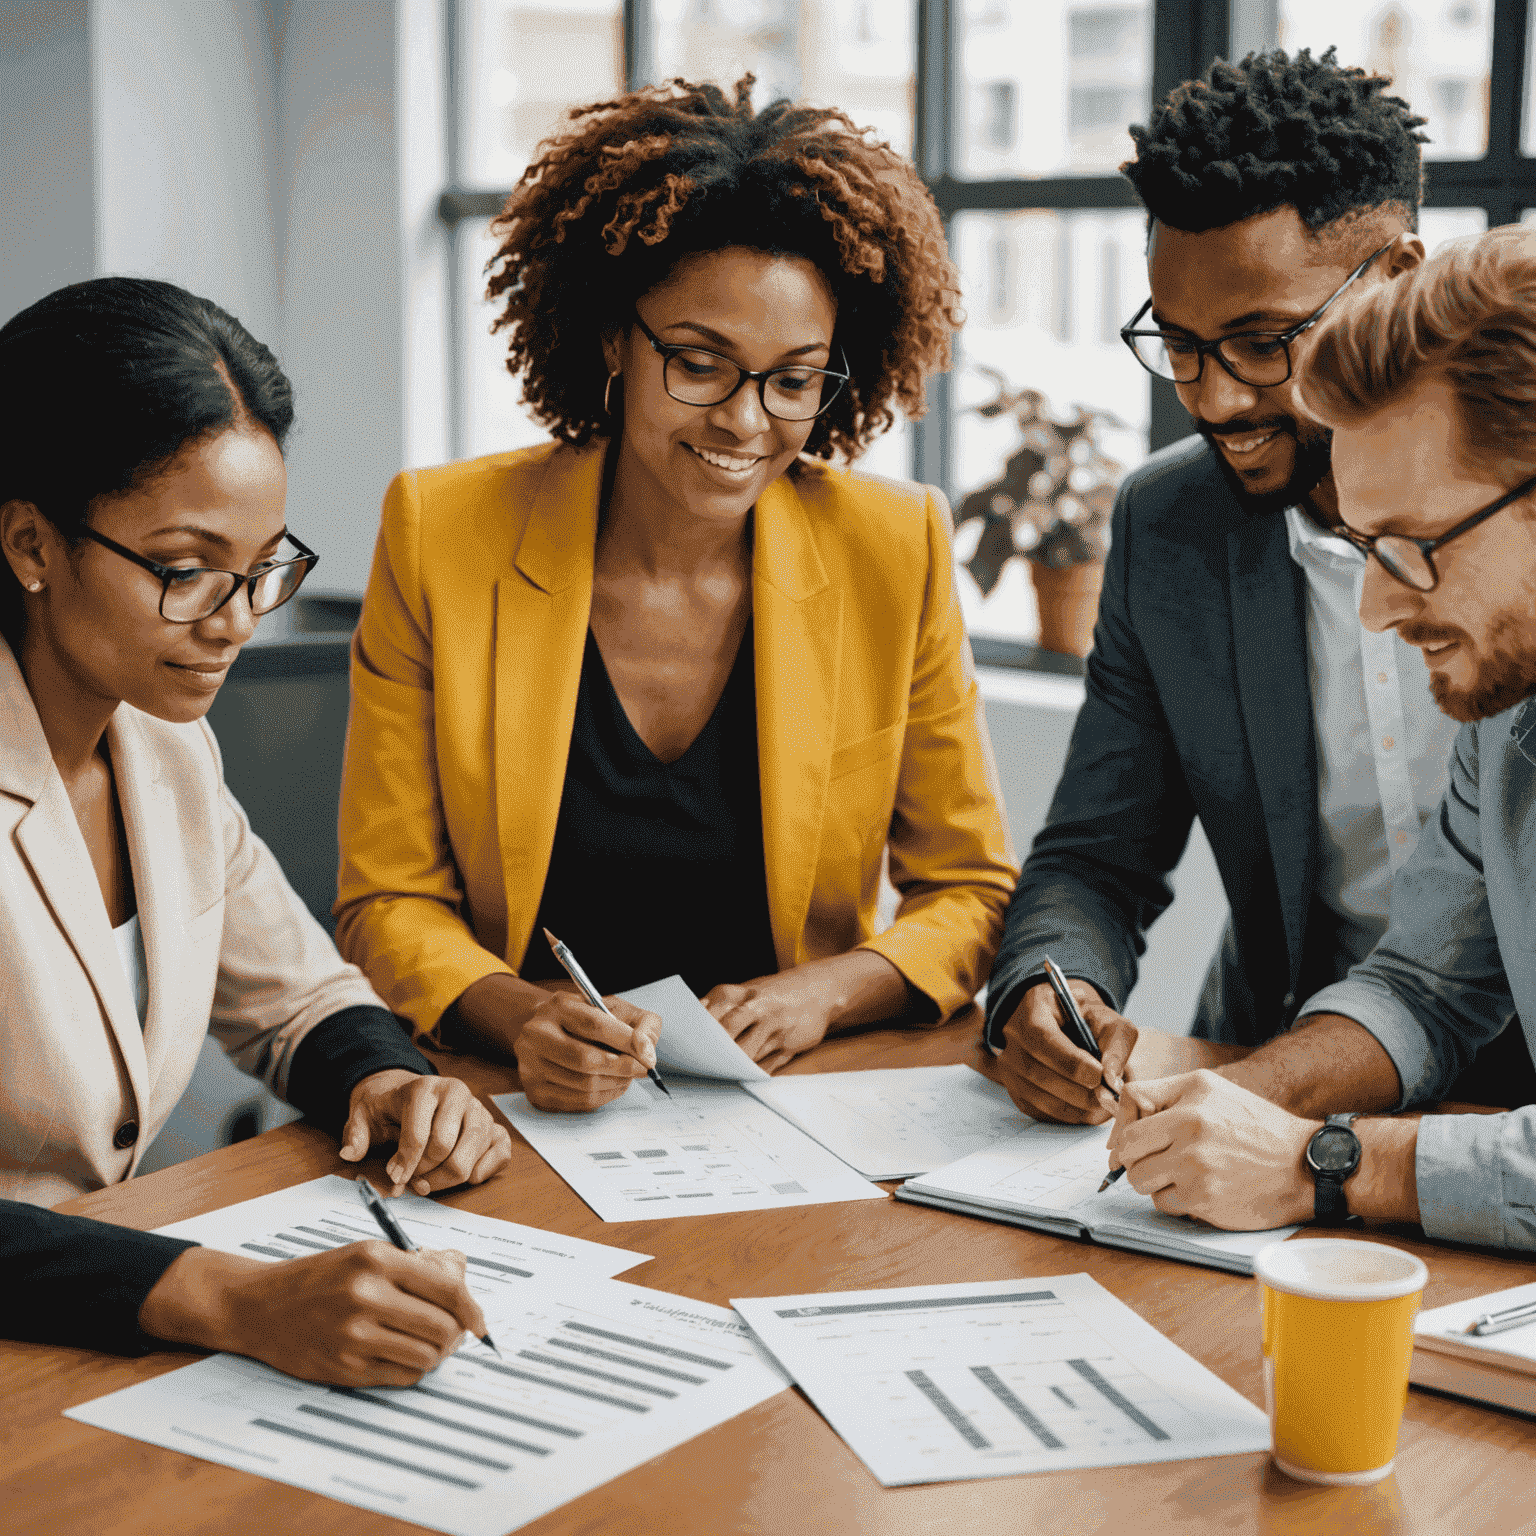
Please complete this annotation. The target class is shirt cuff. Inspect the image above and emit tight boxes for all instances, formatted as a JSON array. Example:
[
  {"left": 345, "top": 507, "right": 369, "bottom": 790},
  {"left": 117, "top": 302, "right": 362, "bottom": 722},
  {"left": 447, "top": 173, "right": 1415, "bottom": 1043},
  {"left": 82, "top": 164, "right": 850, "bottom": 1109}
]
[
  {"left": 983, "top": 971, "right": 1115, "bottom": 1053},
  {"left": 284, "top": 1005, "right": 438, "bottom": 1133},
  {"left": 1298, "top": 980, "right": 1438, "bottom": 1109},
  {"left": 1416, "top": 1111, "right": 1536, "bottom": 1252}
]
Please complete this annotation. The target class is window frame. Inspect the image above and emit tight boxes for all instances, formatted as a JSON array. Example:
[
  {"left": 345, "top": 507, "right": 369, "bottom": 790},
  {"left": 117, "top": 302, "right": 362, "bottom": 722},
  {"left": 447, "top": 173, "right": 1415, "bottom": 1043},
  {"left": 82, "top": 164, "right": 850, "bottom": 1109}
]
[{"left": 437, "top": 0, "right": 1536, "bottom": 670}]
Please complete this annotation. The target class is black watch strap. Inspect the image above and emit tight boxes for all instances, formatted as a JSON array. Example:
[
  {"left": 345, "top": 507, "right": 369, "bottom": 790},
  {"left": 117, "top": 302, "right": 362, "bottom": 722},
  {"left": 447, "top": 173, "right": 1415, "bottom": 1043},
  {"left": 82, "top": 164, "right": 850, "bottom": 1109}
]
[{"left": 1309, "top": 1113, "right": 1361, "bottom": 1227}]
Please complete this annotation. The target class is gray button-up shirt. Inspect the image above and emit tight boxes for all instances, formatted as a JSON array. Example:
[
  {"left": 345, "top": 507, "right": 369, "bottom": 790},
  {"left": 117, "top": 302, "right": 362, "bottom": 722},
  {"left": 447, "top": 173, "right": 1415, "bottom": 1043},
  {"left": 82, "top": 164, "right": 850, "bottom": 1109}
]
[{"left": 1301, "top": 697, "right": 1536, "bottom": 1251}]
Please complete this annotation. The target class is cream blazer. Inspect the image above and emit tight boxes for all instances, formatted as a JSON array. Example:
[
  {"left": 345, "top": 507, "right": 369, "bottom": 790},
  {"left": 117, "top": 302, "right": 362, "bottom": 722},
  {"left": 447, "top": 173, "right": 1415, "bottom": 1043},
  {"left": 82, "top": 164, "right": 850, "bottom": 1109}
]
[{"left": 0, "top": 642, "right": 385, "bottom": 1207}]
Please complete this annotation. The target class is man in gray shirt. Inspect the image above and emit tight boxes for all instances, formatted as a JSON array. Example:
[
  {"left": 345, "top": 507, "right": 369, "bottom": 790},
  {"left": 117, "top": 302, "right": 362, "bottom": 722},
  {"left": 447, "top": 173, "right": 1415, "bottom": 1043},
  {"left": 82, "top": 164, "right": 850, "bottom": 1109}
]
[{"left": 1108, "top": 226, "right": 1536, "bottom": 1250}]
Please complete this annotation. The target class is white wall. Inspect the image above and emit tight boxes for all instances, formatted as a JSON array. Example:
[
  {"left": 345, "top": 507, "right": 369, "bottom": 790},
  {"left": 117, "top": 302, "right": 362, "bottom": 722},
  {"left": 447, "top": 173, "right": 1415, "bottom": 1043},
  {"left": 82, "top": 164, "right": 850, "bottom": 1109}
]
[{"left": 1, "top": 0, "right": 96, "bottom": 319}]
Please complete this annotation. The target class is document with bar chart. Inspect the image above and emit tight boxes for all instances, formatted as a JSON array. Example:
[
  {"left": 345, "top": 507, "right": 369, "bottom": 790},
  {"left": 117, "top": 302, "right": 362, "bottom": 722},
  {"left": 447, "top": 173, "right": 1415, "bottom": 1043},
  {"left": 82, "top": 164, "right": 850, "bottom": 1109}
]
[
  {"left": 154, "top": 1175, "right": 652, "bottom": 1297},
  {"left": 65, "top": 1275, "right": 789, "bottom": 1536},
  {"left": 732, "top": 1274, "right": 1269, "bottom": 1485},
  {"left": 493, "top": 1079, "right": 886, "bottom": 1221}
]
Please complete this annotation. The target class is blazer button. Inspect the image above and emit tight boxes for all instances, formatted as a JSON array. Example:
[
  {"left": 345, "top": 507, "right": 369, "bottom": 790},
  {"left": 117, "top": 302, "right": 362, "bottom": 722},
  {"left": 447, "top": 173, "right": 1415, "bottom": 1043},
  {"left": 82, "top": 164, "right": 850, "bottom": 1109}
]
[
  {"left": 1282, "top": 993, "right": 1296, "bottom": 1010},
  {"left": 113, "top": 1121, "right": 139, "bottom": 1151}
]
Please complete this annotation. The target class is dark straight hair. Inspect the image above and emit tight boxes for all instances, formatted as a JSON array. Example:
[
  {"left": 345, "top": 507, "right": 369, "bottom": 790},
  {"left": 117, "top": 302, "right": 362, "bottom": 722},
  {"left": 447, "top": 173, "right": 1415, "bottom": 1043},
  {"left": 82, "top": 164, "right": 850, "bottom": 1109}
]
[{"left": 0, "top": 276, "right": 294, "bottom": 650}]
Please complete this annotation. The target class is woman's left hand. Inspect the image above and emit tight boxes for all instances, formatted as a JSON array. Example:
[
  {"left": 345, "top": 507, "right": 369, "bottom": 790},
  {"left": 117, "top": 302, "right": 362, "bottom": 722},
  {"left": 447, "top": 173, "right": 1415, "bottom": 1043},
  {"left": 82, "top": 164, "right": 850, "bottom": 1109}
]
[
  {"left": 701, "top": 973, "right": 838, "bottom": 1074},
  {"left": 338, "top": 1071, "right": 513, "bottom": 1195}
]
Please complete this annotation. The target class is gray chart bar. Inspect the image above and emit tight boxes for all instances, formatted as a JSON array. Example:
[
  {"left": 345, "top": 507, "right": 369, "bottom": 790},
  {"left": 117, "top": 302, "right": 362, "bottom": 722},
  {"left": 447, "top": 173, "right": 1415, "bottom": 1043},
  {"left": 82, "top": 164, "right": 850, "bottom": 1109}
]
[
  {"left": 337, "top": 1389, "right": 551, "bottom": 1455},
  {"left": 251, "top": 1417, "right": 480, "bottom": 1490},
  {"left": 517, "top": 1349, "right": 678, "bottom": 1399},
  {"left": 408, "top": 1384, "right": 581, "bottom": 1439},
  {"left": 776, "top": 1291, "right": 1057, "bottom": 1319},
  {"left": 240, "top": 1243, "right": 292, "bottom": 1260},
  {"left": 562, "top": 1321, "right": 732, "bottom": 1371},
  {"left": 298, "top": 1403, "right": 511, "bottom": 1472},
  {"left": 545, "top": 1336, "right": 707, "bottom": 1385},
  {"left": 906, "top": 1370, "right": 990, "bottom": 1450},
  {"left": 475, "top": 1357, "right": 651, "bottom": 1413},
  {"left": 465, "top": 1255, "right": 534, "bottom": 1278},
  {"left": 970, "top": 1367, "right": 1065, "bottom": 1450},
  {"left": 1067, "top": 1358, "right": 1171, "bottom": 1442}
]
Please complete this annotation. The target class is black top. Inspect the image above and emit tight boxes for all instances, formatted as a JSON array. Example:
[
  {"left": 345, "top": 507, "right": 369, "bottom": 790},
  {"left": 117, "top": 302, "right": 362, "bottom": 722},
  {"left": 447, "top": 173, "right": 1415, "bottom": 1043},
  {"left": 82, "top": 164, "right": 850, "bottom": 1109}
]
[
  {"left": 520, "top": 626, "right": 778, "bottom": 998},
  {"left": 2, "top": 1005, "right": 434, "bottom": 1355}
]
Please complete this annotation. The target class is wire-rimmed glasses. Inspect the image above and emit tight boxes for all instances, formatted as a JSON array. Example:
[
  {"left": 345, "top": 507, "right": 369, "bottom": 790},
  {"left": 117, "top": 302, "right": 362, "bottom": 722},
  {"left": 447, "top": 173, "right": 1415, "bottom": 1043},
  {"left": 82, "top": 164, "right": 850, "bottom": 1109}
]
[
  {"left": 632, "top": 311, "right": 850, "bottom": 421},
  {"left": 79, "top": 527, "right": 318, "bottom": 622},
  {"left": 1335, "top": 473, "right": 1536, "bottom": 592},
  {"left": 1120, "top": 242, "right": 1396, "bottom": 388}
]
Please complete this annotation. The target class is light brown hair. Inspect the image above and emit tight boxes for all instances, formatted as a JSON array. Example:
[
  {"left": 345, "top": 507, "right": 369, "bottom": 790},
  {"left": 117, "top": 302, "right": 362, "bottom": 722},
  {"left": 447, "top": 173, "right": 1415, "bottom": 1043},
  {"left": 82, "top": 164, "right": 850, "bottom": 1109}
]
[{"left": 1301, "top": 226, "right": 1536, "bottom": 482}]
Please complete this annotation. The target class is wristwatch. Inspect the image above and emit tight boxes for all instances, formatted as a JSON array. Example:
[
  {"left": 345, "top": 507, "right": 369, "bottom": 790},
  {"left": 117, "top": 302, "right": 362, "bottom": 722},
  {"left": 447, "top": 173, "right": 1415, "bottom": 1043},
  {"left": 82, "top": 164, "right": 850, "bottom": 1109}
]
[{"left": 1305, "top": 1114, "right": 1362, "bottom": 1225}]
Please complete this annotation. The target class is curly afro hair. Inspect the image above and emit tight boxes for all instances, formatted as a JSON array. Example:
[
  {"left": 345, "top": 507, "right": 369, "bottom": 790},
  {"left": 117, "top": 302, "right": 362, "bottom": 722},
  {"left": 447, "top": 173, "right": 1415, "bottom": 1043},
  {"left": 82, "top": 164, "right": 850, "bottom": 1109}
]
[
  {"left": 1122, "top": 46, "right": 1427, "bottom": 236},
  {"left": 484, "top": 77, "right": 961, "bottom": 461}
]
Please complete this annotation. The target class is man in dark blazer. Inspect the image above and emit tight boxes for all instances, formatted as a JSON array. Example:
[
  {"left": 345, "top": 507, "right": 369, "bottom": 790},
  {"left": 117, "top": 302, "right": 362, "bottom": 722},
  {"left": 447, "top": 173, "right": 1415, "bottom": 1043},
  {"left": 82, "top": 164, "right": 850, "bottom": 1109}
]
[{"left": 987, "top": 48, "right": 1536, "bottom": 1122}]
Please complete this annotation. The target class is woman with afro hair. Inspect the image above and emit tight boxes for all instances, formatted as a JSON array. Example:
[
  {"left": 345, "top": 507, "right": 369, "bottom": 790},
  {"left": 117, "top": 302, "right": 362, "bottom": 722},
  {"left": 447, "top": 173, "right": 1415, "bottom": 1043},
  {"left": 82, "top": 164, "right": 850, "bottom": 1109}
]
[{"left": 335, "top": 79, "right": 1017, "bottom": 1110}]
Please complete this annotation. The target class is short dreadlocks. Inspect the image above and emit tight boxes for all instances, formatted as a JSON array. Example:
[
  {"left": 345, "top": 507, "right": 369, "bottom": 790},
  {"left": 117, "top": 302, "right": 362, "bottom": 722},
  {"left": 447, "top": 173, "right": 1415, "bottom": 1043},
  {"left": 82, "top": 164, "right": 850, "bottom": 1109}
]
[
  {"left": 1122, "top": 47, "right": 1427, "bottom": 236},
  {"left": 485, "top": 78, "right": 960, "bottom": 461}
]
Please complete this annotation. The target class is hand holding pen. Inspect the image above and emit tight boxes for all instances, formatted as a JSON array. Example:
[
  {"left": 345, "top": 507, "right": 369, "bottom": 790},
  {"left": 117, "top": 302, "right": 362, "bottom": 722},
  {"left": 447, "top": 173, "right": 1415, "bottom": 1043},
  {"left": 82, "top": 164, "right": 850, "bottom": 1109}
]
[
  {"left": 1036, "top": 959, "right": 1129, "bottom": 1192},
  {"left": 543, "top": 929, "right": 671, "bottom": 1098}
]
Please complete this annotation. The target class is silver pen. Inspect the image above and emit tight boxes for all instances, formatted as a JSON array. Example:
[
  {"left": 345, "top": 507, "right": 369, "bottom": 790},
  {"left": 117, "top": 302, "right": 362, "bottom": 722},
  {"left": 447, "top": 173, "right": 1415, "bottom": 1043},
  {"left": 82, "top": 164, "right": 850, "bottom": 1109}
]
[
  {"left": 1464, "top": 1299, "right": 1536, "bottom": 1336},
  {"left": 355, "top": 1176, "right": 502, "bottom": 1358},
  {"left": 542, "top": 928, "right": 671, "bottom": 1096}
]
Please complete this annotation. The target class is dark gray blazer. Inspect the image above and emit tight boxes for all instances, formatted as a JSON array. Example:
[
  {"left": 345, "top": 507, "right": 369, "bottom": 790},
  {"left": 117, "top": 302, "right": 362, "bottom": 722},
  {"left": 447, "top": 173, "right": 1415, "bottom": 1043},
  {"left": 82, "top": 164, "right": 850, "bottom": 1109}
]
[{"left": 986, "top": 434, "right": 1337, "bottom": 1049}]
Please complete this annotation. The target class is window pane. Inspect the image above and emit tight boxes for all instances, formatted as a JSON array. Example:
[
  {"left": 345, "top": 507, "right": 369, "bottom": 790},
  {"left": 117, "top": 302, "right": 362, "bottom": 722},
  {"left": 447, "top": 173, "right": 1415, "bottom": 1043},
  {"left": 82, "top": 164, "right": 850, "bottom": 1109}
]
[
  {"left": 955, "top": 0, "right": 1153, "bottom": 179},
  {"left": 1230, "top": 0, "right": 1492, "bottom": 160},
  {"left": 952, "top": 209, "right": 1149, "bottom": 644},
  {"left": 1418, "top": 206, "right": 1487, "bottom": 250},
  {"left": 649, "top": 0, "right": 915, "bottom": 156},
  {"left": 460, "top": 0, "right": 624, "bottom": 189}
]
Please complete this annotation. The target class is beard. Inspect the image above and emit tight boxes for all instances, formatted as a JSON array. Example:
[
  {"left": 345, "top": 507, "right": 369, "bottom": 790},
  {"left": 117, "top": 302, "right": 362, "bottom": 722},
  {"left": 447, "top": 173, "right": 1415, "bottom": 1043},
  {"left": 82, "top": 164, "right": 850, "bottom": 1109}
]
[
  {"left": 1400, "top": 602, "right": 1536, "bottom": 723},
  {"left": 1195, "top": 416, "right": 1335, "bottom": 519}
]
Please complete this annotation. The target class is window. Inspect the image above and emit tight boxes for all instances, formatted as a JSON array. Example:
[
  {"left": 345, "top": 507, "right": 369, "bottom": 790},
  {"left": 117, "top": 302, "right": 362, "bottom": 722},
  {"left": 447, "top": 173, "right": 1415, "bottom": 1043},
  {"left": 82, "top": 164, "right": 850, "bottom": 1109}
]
[{"left": 442, "top": 1, "right": 1536, "bottom": 664}]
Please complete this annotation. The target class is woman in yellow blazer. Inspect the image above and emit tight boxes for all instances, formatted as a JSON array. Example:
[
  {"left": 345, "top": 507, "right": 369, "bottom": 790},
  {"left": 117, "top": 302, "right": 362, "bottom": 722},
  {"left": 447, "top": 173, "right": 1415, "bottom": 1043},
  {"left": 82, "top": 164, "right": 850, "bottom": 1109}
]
[{"left": 336, "top": 80, "right": 1017, "bottom": 1110}]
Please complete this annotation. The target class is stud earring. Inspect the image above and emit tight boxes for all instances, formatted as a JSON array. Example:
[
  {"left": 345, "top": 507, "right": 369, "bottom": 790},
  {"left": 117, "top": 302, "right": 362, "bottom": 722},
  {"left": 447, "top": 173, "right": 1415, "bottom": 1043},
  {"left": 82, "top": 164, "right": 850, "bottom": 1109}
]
[
  {"left": 26, "top": 581, "right": 42, "bottom": 593},
  {"left": 603, "top": 369, "right": 621, "bottom": 418}
]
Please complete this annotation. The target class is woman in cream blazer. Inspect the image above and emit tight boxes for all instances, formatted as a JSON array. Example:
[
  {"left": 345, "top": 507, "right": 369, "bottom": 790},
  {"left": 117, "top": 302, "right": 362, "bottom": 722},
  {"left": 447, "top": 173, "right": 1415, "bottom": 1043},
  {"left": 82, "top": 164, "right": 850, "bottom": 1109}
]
[
  {"left": 1, "top": 278, "right": 505, "bottom": 1382},
  {"left": 335, "top": 82, "right": 1018, "bottom": 1111}
]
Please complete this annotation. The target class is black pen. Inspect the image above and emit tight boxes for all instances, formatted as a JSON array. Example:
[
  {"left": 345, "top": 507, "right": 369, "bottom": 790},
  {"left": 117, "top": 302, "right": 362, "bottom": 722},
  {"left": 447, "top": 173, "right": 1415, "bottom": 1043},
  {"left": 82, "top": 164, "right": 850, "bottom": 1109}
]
[
  {"left": 355, "top": 1176, "right": 502, "bottom": 1359},
  {"left": 1041, "top": 956, "right": 1125, "bottom": 1193},
  {"left": 543, "top": 927, "right": 671, "bottom": 1096}
]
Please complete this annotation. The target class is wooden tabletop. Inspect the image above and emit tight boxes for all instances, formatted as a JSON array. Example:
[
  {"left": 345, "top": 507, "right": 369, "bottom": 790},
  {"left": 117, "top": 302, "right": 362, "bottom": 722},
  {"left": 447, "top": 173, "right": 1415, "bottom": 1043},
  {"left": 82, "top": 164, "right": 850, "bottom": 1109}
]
[{"left": 7, "top": 1017, "right": 1535, "bottom": 1536}]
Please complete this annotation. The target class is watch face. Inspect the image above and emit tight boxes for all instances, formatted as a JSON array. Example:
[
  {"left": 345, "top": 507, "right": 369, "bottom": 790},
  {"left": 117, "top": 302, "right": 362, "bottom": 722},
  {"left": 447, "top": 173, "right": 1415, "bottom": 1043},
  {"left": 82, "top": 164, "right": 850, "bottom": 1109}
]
[{"left": 1309, "top": 1127, "right": 1359, "bottom": 1173}]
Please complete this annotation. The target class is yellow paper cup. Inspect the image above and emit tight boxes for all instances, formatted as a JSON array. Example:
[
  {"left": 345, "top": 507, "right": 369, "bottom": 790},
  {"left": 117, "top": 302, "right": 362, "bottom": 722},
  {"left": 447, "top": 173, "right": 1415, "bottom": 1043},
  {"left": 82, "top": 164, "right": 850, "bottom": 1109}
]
[{"left": 1253, "top": 1239, "right": 1427, "bottom": 1486}]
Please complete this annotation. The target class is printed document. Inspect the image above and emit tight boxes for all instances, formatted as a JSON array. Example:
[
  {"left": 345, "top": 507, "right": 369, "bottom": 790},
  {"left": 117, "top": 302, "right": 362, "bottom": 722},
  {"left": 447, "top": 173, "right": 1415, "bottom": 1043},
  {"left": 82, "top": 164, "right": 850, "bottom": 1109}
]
[
  {"left": 620, "top": 974, "right": 769, "bottom": 1081},
  {"left": 155, "top": 1175, "right": 652, "bottom": 1299},
  {"left": 732, "top": 1274, "right": 1270, "bottom": 1485},
  {"left": 897, "top": 1122, "right": 1298, "bottom": 1273},
  {"left": 67, "top": 1275, "right": 789, "bottom": 1536},
  {"left": 742, "top": 1065, "right": 1031, "bottom": 1179},
  {"left": 493, "top": 1078, "right": 887, "bottom": 1221}
]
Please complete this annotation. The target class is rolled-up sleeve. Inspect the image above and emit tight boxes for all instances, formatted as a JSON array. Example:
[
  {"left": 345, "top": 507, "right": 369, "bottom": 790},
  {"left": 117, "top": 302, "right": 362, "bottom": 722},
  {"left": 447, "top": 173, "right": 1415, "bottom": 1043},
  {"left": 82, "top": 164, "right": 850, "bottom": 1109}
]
[
  {"left": 1298, "top": 722, "right": 1516, "bottom": 1108},
  {"left": 1417, "top": 1111, "right": 1536, "bottom": 1252}
]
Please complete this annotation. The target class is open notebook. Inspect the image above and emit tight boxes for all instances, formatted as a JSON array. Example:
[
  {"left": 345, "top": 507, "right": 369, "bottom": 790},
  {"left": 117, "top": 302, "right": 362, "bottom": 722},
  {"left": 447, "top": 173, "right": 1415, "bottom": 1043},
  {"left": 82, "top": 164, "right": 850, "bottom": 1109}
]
[
  {"left": 896, "top": 1120, "right": 1299, "bottom": 1275},
  {"left": 1411, "top": 1282, "right": 1536, "bottom": 1416}
]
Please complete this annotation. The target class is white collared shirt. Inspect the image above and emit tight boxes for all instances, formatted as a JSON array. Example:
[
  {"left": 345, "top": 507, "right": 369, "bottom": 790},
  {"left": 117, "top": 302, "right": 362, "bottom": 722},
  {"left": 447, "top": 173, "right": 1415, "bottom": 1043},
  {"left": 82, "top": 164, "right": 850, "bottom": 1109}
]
[{"left": 1284, "top": 506, "right": 1461, "bottom": 972}]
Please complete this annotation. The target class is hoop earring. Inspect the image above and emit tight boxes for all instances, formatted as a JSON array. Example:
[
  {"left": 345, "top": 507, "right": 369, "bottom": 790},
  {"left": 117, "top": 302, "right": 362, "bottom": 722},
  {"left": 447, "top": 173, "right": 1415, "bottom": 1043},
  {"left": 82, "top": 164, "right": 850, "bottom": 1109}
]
[{"left": 603, "top": 369, "right": 621, "bottom": 419}]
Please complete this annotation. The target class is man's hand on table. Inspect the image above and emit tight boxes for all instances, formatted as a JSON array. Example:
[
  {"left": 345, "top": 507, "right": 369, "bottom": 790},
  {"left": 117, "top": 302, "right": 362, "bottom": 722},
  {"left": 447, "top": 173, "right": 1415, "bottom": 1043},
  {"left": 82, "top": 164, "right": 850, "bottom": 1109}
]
[
  {"left": 994, "top": 978, "right": 1135, "bottom": 1124},
  {"left": 339, "top": 1069, "right": 512, "bottom": 1195}
]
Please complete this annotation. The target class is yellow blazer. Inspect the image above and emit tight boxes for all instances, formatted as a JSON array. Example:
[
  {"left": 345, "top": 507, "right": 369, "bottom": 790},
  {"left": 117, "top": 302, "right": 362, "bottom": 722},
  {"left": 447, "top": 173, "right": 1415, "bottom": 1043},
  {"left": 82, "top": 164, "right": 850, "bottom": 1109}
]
[
  {"left": 335, "top": 441, "right": 1017, "bottom": 1033},
  {"left": 0, "top": 641, "right": 384, "bottom": 1207}
]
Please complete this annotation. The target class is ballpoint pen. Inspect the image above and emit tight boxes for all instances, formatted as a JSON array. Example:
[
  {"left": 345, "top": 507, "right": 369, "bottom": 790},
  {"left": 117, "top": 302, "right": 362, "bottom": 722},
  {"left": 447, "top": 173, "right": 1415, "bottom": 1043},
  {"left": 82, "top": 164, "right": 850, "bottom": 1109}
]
[
  {"left": 1464, "top": 1298, "right": 1536, "bottom": 1336},
  {"left": 355, "top": 1175, "right": 502, "bottom": 1359},
  {"left": 1039, "top": 957, "right": 1125, "bottom": 1193},
  {"left": 543, "top": 927, "right": 672, "bottom": 1096}
]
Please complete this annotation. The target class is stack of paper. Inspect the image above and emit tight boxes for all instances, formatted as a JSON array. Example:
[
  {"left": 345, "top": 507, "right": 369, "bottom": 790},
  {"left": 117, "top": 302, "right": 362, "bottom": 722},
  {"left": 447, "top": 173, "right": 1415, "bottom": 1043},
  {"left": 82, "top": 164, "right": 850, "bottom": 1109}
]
[{"left": 1412, "top": 1282, "right": 1536, "bottom": 1414}]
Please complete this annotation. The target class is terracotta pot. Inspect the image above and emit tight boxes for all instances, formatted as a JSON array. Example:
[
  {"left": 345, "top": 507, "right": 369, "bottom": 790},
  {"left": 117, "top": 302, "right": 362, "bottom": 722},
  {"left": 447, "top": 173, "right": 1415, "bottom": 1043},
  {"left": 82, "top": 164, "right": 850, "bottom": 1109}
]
[{"left": 1029, "top": 559, "right": 1105, "bottom": 658}]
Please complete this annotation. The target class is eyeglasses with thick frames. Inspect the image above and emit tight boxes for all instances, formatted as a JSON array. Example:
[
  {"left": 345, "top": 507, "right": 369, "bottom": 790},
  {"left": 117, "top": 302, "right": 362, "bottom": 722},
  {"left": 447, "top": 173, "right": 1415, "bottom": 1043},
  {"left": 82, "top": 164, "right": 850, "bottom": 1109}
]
[
  {"left": 631, "top": 311, "right": 850, "bottom": 422},
  {"left": 1335, "top": 473, "right": 1536, "bottom": 592},
  {"left": 1120, "top": 241, "right": 1397, "bottom": 389},
  {"left": 79, "top": 527, "right": 319, "bottom": 622}
]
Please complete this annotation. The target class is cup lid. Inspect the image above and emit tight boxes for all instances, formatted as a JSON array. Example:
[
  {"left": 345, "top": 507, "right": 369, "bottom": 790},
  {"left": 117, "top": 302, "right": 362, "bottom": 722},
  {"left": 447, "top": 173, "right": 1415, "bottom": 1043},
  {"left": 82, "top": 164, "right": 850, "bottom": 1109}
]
[{"left": 1254, "top": 1238, "right": 1428, "bottom": 1301}]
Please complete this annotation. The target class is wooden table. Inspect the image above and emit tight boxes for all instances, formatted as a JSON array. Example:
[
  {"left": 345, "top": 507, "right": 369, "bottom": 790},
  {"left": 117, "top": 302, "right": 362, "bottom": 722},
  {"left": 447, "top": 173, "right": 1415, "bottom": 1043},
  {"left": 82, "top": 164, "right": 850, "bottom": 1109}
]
[{"left": 7, "top": 1018, "right": 1536, "bottom": 1536}]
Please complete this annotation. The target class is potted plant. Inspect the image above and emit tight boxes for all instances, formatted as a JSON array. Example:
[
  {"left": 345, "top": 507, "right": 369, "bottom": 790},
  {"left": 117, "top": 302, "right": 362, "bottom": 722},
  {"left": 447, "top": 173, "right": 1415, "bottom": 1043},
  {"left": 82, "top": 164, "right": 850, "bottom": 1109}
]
[{"left": 954, "top": 371, "right": 1123, "bottom": 658}]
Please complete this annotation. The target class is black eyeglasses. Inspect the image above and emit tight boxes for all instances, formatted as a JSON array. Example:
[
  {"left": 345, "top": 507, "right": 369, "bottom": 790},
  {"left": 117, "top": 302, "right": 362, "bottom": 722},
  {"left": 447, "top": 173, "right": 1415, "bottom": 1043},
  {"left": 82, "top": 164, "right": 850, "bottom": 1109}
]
[
  {"left": 631, "top": 311, "right": 850, "bottom": 422},
  {"left": 1120, "top": 242, "right": 1396, "bottom": 389},
  {"left": 80, "top": 527, "right": 318, "bottom": 622},
  {"left": 1334, "top": 473, "right": 1536, "bottom": 592}
]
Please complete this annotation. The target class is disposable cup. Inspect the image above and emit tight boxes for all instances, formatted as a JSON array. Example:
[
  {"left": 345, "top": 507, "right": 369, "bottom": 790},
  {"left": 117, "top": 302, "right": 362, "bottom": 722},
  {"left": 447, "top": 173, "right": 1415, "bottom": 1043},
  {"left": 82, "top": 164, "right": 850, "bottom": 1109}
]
[{"left": 1253, "top": 1238, "right": 1427, "bottom": 1486}]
